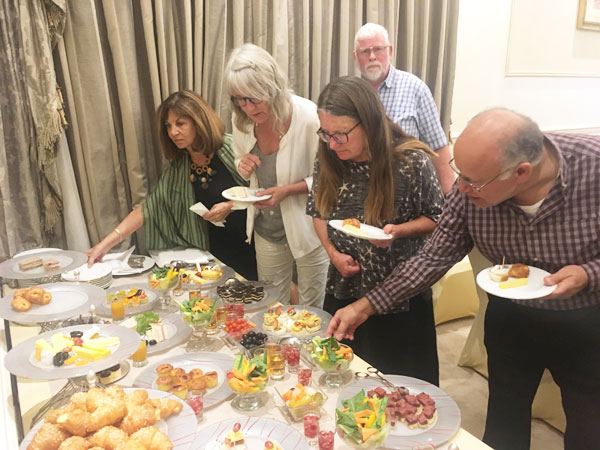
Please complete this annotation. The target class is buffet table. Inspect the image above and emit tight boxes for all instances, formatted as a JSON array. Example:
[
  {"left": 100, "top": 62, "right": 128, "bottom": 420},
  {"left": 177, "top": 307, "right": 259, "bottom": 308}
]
[{"left": 1, "top": 270, "right": 491, "bottom": 450}]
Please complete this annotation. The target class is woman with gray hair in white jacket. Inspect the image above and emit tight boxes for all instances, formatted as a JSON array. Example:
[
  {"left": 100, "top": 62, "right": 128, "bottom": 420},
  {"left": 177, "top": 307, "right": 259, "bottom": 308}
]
[{"left": 224, "top": 43, "right": 329, "bottom": 308}]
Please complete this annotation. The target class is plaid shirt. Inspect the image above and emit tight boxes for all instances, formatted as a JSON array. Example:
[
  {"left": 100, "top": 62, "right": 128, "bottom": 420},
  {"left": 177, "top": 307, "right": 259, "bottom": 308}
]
[
  {"left": 368, "top": 133, "right": 600, "bottom": 312},
  {"left": 377, "top": 66, "right": 448, "bottom": 151}
]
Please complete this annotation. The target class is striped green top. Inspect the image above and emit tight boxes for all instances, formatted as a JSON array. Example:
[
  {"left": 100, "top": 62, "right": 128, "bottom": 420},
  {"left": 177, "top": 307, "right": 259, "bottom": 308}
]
[{"left": 142, "top": 134, "right": 246, "bottom": 251}]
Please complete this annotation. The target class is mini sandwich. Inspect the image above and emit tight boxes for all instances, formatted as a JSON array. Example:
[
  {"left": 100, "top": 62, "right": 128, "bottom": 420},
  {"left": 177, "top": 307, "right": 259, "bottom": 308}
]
[
  {"left": 18, "top": 256, "right": 43, "bottom": 271},
  {"left": 43, "top": 258, "right": 60, "bottom": 271},
  {"left": 229, "top": 186, "right": 248, "bottom": 199},
  {"left": 489, "top": 265, "right": 510, "bottom": 282}
]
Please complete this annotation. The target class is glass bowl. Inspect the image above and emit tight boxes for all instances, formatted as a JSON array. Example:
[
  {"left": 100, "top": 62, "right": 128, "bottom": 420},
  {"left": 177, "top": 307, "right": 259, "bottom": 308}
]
[
  {"left": 275, "top": 383, "right": 327, "bottom": 422},
  {"left": 311, "top": 343, "right": 354, "bottom": 372},
  {"left": 337, "top": 421, "right": 390, "bottom": 449}
]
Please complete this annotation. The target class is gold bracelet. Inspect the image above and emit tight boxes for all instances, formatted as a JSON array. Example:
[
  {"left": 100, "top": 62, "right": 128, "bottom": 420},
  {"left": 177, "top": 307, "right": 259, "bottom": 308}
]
[{"left": 114, "top": 228, "right": 123, "bottom": 241}]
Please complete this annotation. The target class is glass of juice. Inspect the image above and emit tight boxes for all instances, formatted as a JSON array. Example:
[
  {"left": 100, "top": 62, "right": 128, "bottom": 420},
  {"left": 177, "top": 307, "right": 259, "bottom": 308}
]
[
  {"left": 216, "top": 306, "right": 228, "bottom": 327},
  {"left": 110, "top": 298, "right": 125, "bottom": 322},
  {"left": 297, "top": 367, "right": 312, "bottom": 386},
  {"left": 283, "top": 343, "right": 301, "bottom": 373},
  {"left": 266, "top": 344, "right": 285, "bottom": 380},
  {"left": 303, "top": 412, "right": 320, "bottom": 446},
  {"left": 131, "top": 339, "right": 148, "bottom": 367},
  {"left": 318, "top": 430, "right": 334, "bottom": 450}
]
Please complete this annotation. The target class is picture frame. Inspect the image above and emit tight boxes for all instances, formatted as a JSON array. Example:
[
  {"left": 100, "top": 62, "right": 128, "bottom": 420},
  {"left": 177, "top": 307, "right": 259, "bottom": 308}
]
[{"left": 577, "top": 0, "right": 600, "bottom": 31}]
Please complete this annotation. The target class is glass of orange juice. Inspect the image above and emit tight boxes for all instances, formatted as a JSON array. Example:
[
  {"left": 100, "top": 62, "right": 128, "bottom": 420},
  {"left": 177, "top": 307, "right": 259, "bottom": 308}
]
[
  {"left": 110, "top": 298, "right": 125, "bottom": 322},
  {"left": 131, "top": 339, "right": 148, "bottom": 367}
]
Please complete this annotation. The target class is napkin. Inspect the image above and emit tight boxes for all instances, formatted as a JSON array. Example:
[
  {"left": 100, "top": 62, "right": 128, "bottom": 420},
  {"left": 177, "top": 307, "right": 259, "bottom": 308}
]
[
  {"left": 102, "top": 246, "right": 143, "bottom": 275},
  {"left": 148, "top": 248, "right": 213, "bottom": 267},
  {"left": 189, "top": 202, "right": 225, "bottom": 227}
]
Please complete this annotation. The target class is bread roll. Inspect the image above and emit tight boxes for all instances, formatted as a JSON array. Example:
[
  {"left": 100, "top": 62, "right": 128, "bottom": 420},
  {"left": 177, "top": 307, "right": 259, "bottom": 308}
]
[
  {"left": 342, "top": 218, "right": 361, "bottom": 228},
  {"left": 508, "top": 263, "right": 529, "bottom": 279}
]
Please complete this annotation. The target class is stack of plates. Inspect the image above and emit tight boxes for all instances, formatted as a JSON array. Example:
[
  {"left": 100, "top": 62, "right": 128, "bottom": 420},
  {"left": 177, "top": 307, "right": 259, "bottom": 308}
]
[{"left": 61, "top": 262, "right": 113, "bottom": 289}]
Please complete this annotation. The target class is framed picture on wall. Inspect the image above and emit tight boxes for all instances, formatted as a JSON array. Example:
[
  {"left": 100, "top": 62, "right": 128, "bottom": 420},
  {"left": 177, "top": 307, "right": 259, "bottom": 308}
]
[{"left": 577, "top": 0, "right": 600, "bottom": 30}]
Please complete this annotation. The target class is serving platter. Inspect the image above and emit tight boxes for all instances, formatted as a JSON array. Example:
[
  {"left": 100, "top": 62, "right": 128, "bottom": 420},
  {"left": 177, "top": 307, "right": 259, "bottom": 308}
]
[
  {"left": 0, "top": 282, "right": 104, "bottom": 323},
  {"left": 337, "top": 374, "right": 461, "bottom": 449},
  {"left": 20, "top": 387, "right": 197, "bottom": 450},
  {"left": 193, "top": 416, "right": 309, "bottom": 450},
  {"left": 181, "top": 263, "right": 236, "bottom": 290},
  {"left": 4, "top": 323, "right": 140, "bottom": 380},
  {"left": 476, "top": 266, "right": 557, "bottom": 300},
  {"left": 216, "top": 282, "right": 280, "bottom": 312},
  {"left": 133, "top": 352, "right": 234, "bottom": 409},
  {"left": 249, "top": 305, "right": 332, "bottom": 340},
  {"left": 94, "top": 282, "right": 159, "bottom": 318},
  {"left": 0, "top": 250, "right": 87, "bottom": 280},
  {"left": 328, "top": 219, "right": 393, "bottom": 240}
]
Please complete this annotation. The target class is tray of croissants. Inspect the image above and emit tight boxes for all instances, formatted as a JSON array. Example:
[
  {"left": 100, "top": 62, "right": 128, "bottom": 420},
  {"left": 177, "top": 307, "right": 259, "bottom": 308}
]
[{"left": 23, "top": 385, "right": 197, "bottom": 450}]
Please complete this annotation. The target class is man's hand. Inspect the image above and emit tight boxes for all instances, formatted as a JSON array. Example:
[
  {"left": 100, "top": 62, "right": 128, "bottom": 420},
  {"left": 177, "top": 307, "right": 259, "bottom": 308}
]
[
  {"left": 254, "top": 186, "right": 288, "bottom": 209},
  {"left": 238, "top": 154, "right": 261, "bottom": 179},
  {"left": 326, "top": 297, "right": 375, "bottom": 341},
  {"left": 544, "top": 265, "right": 589, "bottom": 299},
  {"left": 330, "top": 250, "right": 360, "bottom": 278},
  {"left": 203, "top": 201, "right": 233, "bottom": 222}
]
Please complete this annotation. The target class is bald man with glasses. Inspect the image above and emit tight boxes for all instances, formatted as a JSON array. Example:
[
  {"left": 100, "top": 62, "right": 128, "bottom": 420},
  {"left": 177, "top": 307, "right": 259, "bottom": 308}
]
[
  {"left": 327, "top": 108, "right": 600, "bottom": 450},
  {"left": 353, "top": 23, "right": 455, "bottom": 193}
]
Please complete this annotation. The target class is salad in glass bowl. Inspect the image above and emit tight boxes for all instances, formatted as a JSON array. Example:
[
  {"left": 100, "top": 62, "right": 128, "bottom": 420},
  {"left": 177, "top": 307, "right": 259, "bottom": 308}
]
[
  {"left": 227, "top": 353, "right": 269, "bottom": 411},
  {"left": 175, "top": 297, "right": 216, "bottom": 351},
  {"left": 311, "top": 336, "right": 353, "bottom": 387},
  {"left": 336, "top": 389, "right": 390, "bottom": 449},
  {"left": 148, "top": 266, "right": 179, "bottom": 312}
]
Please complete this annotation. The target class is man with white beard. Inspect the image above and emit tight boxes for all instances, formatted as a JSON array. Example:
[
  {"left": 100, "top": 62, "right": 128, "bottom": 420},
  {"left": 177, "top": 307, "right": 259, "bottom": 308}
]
[{"left": 353, "top": 23, "right": 455, "bottom": 194}]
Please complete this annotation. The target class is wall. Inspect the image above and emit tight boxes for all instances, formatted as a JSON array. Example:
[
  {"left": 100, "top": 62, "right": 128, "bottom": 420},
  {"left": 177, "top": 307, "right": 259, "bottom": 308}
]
[{"left": 451, "top": 0, "right": 600, "bottom": 138}]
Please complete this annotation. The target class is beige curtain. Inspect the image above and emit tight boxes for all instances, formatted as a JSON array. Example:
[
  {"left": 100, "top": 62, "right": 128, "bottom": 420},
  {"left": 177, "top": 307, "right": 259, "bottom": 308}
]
[
  {"left": 0, "top": 0, "right": 69, "bottom": 260},
  {"left": 55, "top": 0, "right": 458, "bottom": 253}
]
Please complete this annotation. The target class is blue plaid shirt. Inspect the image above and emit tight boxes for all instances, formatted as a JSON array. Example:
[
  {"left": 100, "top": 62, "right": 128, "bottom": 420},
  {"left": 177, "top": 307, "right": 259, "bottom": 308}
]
[{"left": 377, "top": 66, "right": 448, "bottom": 151}]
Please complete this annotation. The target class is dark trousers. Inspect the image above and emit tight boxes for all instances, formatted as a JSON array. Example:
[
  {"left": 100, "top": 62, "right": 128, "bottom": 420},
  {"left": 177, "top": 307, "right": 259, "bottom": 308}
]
[
  {"left": 483, "top": 295, "right": 600, "bottom": 450},
  {"left": 323, "top": 290, "right": 439, "bottom": 386}
]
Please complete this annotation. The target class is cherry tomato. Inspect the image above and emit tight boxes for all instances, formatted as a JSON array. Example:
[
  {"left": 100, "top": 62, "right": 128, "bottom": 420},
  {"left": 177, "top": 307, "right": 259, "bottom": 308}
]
[{"left": 233, "top": 422, "right": 241, "bottom": 432}]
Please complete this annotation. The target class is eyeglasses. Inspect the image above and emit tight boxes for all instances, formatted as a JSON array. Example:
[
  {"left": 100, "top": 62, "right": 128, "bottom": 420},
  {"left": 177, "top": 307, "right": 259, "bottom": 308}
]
[
  {"left": 356, "top": 45, "right": 389, "bottom": 58},
  {"left": 317, "top": 122, "right": 362, "bottom": 145},
  {"left": 230, "top": 96, "right": 263, "bottom": 107},
  {"left": 449, "top": 158, "right": 515, "bottom": 192}
]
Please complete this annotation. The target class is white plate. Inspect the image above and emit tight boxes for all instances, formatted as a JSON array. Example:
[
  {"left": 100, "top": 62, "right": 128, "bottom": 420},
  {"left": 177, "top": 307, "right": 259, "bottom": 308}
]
[
  {"left": 13, "top": 248, "right": 61, "bottom": 257},
  {"left": 476, "top": 266, "right": 557, "bottom": 300},
  {"left": 192, "top": 416, "right": 309, "bottom": 450},
  {"left": 250, "top": 306, "right": 332, "bottom": 340},
  {"left": 0, "top": 250, "right": 88, "bottom": 280},
  {"left": 62, "top": 262, "right": 113, "bottom": 281},
  {"left": 21, "top": 387, "right": 197, "bottom": 450},
  {"left": 4, "top": 323, "right": 141, "bottom": 380},
  {"left": 222, "top": 187, "right": 272, "bottom": 203},
  {"left": 338, "top": 374, "right": 461, "bottom": 449},
  {"left": 112, "top": 255, "right": 156, "bottom": 275},
  {"left": 149, "top": 248, "right": 212, "bottom": 267},
  {"left": 328, "top": 219, "right": 393, "bottom": 240},
  {"left": 133, "top": 352, "right": 234, "bottom": 409},
  {"left": 94, "top": 282, "right": 159, "bottom": 318},
  {"left": 0, "top": 282, "right": 104, "bottom": 323}
]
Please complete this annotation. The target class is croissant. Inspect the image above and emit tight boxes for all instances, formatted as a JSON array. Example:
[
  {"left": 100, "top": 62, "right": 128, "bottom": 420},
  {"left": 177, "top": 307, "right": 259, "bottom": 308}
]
[
  {"left": 114, "top": 441, "right": 148, "bottom": 450},
  {"left": 88, "top": 426, "right": 129, "bottom": 450},
  {"left": 57, "top": 436, "right": 90, "bottom": 450},
  {"left": 119, "top": 403, "right": 161, "bottom": 435},
  {"left": 342, "top": 218, "right": 361, "bottom": 228},
  {"left": 147, "top": 398, "right": 183, "bottom": 419},
  {"left": 56, "top": 411, "right": 88, "bottom": 437},
  {"left": 130, "top": 426, "right": 173, "bottom": 450},
  {"left": 58, "top": 399, "right": 127, "bottom": 435},
  {"left": 105, "top": 385, "right": 127, "bottom": 401},
  {"left": 508, "top": 263, "right": 530, "bottom": 279},
  {"left": 27, "top": 422, "right": 70, "bottom": 450},
  {"left": 45, "top": 392, "right": 87, "bottom": 424},
  {"left": 125, "top": 389, "right": 149, "bottom": 410}
]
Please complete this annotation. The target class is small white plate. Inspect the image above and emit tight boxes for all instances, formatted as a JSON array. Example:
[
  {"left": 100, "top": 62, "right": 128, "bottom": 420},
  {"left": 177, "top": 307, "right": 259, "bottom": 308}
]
[
  {"left": 62, "top": 262, "right": 113, "bottom": 281},
  {"left": 328, "top": 219, "right": 393, "bottom": 240},
  {"left": 476, "top": 266, "right": 557, "bottom": 300},
  {"left": 222, "top": 187, "right": 272, "bottom": 203}
]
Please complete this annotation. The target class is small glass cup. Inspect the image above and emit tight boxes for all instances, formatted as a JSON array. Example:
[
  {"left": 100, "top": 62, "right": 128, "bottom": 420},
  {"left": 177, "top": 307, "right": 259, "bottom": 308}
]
[
  {"left": 318, "top": 430, "right": 334, "bottom": 450},
  {"left": 187, "top": 395, "right": 204, "bottom": 422},
  {"left": 110, "top": 298, "right": 125, "bottom": 321},
  {"left": 131, "top": 339, "right": 148, "bottom": 367},
  {"left": 283, "top": 343, "right": 301, "bottom": 373},
  {"left": 206, "top": 310, "right": 218, "bottom": 335},
  {"left": 266, "top": 344, "right": 285, "bottom": 380},
  {"left": 298, "top": 368, "right": 312, "bottom": 386},
  {"left": 232, "top": 303, "right": 245, "bottom": 318},
  {"left": 216, "top": 306, "right": 228, "bottom": 327},
  {"left": 303, "top": 412, "right": 320, "bottom": 446}
]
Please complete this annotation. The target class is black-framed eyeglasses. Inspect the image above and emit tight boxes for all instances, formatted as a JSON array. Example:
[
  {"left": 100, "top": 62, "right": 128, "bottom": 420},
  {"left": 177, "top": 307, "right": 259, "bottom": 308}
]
[
  {"left": 230, "top": 96, "right": 263, "bottom": 107},
  {"left": 356, "top": 45, "right": 390, "bottom": 58},
  {"left": 317, "top": 122, "right": 362, "bottom": 145},
  {"left": 449, "top": 158, "right": 515, "bottom": 192}
]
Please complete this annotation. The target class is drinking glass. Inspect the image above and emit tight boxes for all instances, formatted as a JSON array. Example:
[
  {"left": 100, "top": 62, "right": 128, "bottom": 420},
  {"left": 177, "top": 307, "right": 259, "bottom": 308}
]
[
  {"left": 283, "top": 343, "right": 301, "bottom": 373},
  {"left": 266, "top": 344, "right": 285, "bottom": 380},
  {"left": 110, "top": 297, "right": 125, "bottom": 322},
  {"left": 131, "top": 339, "right": 148, "bottom": 367},
  {"left": 318, "top": 430, "right": 334, "bottom": 450},
  {"left": 297, "top": 368, "right": 312, "bottom": 386},
  {"left": 303, "top": 412, "right": 320, "bottom": 446}
]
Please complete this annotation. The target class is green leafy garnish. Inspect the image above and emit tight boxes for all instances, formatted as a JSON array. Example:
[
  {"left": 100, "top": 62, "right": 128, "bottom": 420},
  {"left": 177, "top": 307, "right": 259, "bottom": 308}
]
[{"left": 135, "top": 311, "right": 160, "bottom": 335}]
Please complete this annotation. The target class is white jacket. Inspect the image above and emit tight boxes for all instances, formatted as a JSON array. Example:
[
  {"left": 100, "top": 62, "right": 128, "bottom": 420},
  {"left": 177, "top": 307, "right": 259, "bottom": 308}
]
[{"left": 232, "top": 95, "right": 322, "bottom": 259}]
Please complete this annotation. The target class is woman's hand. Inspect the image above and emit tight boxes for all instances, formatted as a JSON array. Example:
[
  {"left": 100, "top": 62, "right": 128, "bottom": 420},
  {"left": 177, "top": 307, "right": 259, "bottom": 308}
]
[
  {"left": 254, "top": 186, "right": 288, "bottom": 209},
  {"left": 85, "top": 244, "right": 108, "bottom": 267},
  {"left": 204, "top": 202, "right": 233, "bottom": 223},
  {"left": 330, "top": 250, "right": 360, "bottom": 278},
  {"left": 238, "top": 154, "right": 262, "bottom": 179}
]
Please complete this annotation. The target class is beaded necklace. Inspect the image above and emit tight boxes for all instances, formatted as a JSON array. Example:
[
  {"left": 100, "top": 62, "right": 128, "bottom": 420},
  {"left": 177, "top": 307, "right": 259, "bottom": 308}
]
[{"left": 190, "top": 153, "right": 216, "bottom": 189}]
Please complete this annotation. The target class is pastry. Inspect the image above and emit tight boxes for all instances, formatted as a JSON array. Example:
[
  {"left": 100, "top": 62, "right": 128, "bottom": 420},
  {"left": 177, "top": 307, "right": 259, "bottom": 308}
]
[
  {"left": 224, "top": 422, "right": 246, "bottom": 450},
  {"left": 171, "top": 384, "right": 188, "bottom": 400},
  {"left": 342, "top": 218, "right": 361, "bottom": 228},
  {"left": 130, "top": 426, "right": 173, "bottom": 450},
  {"left": 508, "top": 263, "right": 530, "bottom": 279},
  {"left": 229, "top": 186, "right": 248, "bottom": 199},
  {"left": 11, "top": 296, "right": 31, "bottom": 312},
  {"left": 204, "top": 371, "right": 218, "bottom": 388},
  {"left": 170, "top": 367, "right": 186, "bottom": 378},
  {"left": 98, "top": 370, "right": 113, "bottom": 385},
  {"left": 189, "top": 368, "right": 204, "bottom": 380},
  {"left": 18, "top": 256, "right": 43, "bottom": 271},
  {"left": 489, "top": 265, "right": 510, "bottom": 282},
  {"left": 156, "top": 364, "right": 173, "bottom": 376},
  {"left": 156, "top": 376, "right": 173, "bottom": 392},
  {"left": 190, "top": 379, "right": 207, "bottom": 395}
]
